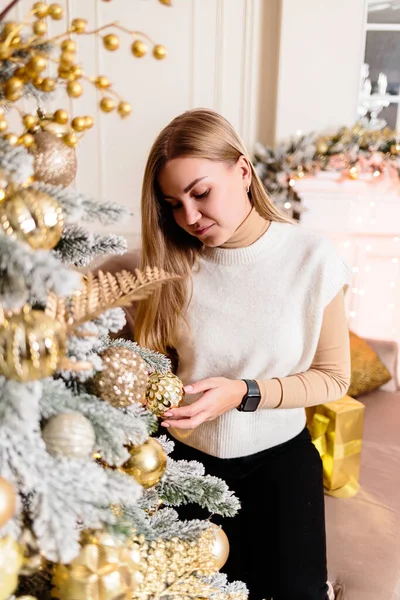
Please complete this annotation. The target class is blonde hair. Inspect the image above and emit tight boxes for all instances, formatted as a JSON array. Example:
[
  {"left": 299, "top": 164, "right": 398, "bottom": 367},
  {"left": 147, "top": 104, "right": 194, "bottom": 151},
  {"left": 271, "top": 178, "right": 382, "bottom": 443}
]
[{"left": 135, "top": 108, "right": 291, "bottom": 356}]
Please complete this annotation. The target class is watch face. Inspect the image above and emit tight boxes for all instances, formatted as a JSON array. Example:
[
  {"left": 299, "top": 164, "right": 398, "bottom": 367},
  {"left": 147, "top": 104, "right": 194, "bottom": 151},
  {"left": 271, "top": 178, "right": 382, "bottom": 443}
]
[{"left": 243, "top": 395, "right": 261, "bottom": 412}]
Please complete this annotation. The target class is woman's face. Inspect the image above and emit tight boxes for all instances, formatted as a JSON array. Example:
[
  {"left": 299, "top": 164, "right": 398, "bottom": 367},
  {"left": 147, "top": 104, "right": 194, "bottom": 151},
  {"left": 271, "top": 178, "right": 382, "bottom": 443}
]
[{"left": 158, "top": 156, "right": 252, "bottom": 247}]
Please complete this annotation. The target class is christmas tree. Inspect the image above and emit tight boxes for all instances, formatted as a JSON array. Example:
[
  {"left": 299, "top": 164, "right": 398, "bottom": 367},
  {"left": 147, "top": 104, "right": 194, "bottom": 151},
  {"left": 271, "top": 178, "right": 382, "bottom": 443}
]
[{"left": 0, "top": 3, "right": 247, "bottom": 599}]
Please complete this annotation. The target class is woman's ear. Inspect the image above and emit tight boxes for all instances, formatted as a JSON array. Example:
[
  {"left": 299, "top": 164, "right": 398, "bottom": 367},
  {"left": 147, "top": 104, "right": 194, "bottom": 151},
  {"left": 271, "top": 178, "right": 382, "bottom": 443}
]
[{"left": 237, "top": 155, "right": 252, "bottom": 188}]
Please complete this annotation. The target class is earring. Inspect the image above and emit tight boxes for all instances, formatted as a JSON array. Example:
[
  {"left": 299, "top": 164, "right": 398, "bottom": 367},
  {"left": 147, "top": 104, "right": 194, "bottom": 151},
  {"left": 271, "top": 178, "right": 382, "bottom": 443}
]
[{"left": 246, "top": 185, "right": 250, "bottom": 194}]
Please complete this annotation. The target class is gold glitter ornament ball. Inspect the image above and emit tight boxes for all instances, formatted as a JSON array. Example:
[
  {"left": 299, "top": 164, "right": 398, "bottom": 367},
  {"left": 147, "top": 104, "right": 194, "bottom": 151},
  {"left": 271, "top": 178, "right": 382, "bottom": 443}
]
[
  {"left": 42, "top": 412, "right": 95, "bottom": 458},
  {"left": 146, "top": 371, "right": 184, "bottom": 416},
  {"left": 0, "top": 477, "right": 16, "bottom": 528},
  {"left": 30, "top": 130, "right": 77, "bottom": 186},
  {"left": 122, "top": 438, "right": 167, "bottom": 488},
  {"left": 0, "top": 188, "right": 64, "bottom": 250},
  {"left": 91, "top": 347, "right": 149, "bottom": 408},
  {"left": 0, "top": 309, "right": 66, "bottom": 382}
]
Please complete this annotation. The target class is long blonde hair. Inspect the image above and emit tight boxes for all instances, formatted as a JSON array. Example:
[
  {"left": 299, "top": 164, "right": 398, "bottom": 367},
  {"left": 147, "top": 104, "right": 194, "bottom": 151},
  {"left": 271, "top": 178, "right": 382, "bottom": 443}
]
[{"left": 135, "top": 108, "right": 291, "bottom": 356}]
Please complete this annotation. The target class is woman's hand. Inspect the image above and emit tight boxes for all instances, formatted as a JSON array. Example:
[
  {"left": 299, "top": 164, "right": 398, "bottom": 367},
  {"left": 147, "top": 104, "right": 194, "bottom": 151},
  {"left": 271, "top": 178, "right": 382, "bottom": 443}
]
[{"left": 160, "top": 377, "right": 247, "bottom": 430}]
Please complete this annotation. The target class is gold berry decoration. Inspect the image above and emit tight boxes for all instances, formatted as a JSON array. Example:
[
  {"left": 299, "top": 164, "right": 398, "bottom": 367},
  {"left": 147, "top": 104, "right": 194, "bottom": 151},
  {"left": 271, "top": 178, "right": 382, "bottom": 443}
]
[
  {"left": 84, "top": 115, "right": 94, "bottom": 129},
  {"left": 23, "top": 114, "right": 39, "bottom": 130},
  {"left": 131, "top": 40, "right": 148, "bottom": 57},
  {"left": 53, "top": 109, "right": 69, "bottom": 124},
  {"left": 33, "top": 19, "right": 47, "bottom": 36},
  {"left": 49, "top": 3, "right": 63, "bottom": 19},
  {"left": 0, "top": 120, "right": 8, "bottom": 133},
  {"left": 71, "top": 117, "right": 86, "bottom": 132},
  {"left": 33, "top": 2, "right": 49, "bottom": 18},
  {"left": 4, "top": 76, "right": 24, "bottom": 102},
  {"left": 67, "top": 80, "right": 83, "bottom": 98},
  {"left": 18, "top": 133, "right": 35, "bottom": 148},
  {"left": 63, "top": 132, "right": 78, "bottom": 147},
  {"left": 95, "top": 75, "right": 111, "bottom": 89},
  {"left": 117, "top": 101, "right": 132, "bottom": 118},
  {"left": 61, "top": 38, "right": 77, "bottom": 53},
  {"left": 100, "top": 97, "right": 116, "bottom": 113},
  {"left": 71, "top": 18, "right": 88, "bottom": 33},
  {"left": 4, "top": 133, "right": 18, "bottom": 146},
  {"left": 153, "top": 44, "right": 167, "bottom": 60},
  {"left": 103, "top": 33, "right": 120, "bottom": 51}
]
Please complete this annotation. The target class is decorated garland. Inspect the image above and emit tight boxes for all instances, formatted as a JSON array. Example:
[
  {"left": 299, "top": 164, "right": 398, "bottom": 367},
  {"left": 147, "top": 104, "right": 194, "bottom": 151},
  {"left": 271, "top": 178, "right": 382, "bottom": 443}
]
[{"left": 253, "top": 123, "right": 400, "bottom": 220}]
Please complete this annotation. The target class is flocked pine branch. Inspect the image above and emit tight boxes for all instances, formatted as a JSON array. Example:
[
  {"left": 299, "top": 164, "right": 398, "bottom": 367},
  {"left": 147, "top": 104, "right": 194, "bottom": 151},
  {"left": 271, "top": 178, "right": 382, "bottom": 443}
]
[
  {"left": 0, "top": 137, "right": 34, "bottom": 185},
  {"left": 30, "top": 181, "right": 130, "bottom": 225},
  {"left": 40, "top": 378, "right": 157, "bottom": 465},
  {"left": 54, "top": 224, "right": 128, "bottom": 267},
  {"left": 0, "top": 234, "right": 82, "bottom": 310},
  {"left": 100, "top": 335, "right": 172, "bottom": 374},
  {"left": 155, "top": 436, "right": 240, "bottom": 517}
]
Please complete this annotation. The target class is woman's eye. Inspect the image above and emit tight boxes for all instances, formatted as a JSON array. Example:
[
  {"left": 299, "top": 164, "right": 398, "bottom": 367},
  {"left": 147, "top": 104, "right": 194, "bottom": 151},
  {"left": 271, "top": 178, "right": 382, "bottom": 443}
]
[
  {"left": 170, "top": 203, "right": 182, "bottom": 210},
  {"left": 193, "top": 189, "right": 210, "bottom": 199}
]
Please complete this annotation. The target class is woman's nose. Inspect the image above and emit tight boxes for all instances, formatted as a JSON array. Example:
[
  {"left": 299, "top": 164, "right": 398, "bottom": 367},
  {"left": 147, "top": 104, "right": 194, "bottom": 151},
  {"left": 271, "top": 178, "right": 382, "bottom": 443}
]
[{"left": 183, "top": 202, "right": 202, "bottom": 226}]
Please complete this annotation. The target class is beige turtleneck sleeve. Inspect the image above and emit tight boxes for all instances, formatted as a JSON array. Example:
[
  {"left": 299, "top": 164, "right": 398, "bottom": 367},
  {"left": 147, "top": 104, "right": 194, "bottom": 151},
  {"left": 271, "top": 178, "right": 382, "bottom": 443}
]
[{"left": 95, "top": 209, "right": 351, "bottom": 409}]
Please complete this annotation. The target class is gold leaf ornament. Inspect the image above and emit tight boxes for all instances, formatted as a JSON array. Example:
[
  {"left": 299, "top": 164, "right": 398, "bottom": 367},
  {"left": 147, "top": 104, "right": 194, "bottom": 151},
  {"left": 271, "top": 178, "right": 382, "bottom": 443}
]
[{"left": 146, "top": 371, "right": 184, "bottom": 416}]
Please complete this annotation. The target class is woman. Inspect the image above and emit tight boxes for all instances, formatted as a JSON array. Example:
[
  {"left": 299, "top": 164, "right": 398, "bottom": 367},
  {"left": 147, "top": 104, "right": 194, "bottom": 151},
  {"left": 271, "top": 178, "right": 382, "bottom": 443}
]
[{"left": 101, "top": 108, "right": 351, "bottom": 600}]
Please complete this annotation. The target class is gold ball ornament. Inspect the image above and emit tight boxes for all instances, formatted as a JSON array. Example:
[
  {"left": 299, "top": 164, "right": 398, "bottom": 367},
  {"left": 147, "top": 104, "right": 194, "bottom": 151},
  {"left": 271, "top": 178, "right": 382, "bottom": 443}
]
[
  {"left": 42, "top": 412, "right": 95, "bottom": 458},
  {"left": 40, "top": 77, "right": 56, "bottom": 93},
  {"left": 153, "top": 44, "right": 167, "bottom": 60},
  {"left": 209, "top": 524, "right": 230, "bottom": 570},
  {"left": 52, "top": 530, "right": 142, "bottom": 600},
  {"left": 146, "top": 371, "right": 184, "bottom": 417},
  {"left": 390, "top": 144, "right": 400, "bottom": 155},
  {"left": 4, "top": 76, "right": 24, "bottom": 102},
  {"left": 122, "top": 438, "right": 167, "bottom": 488},
  {"left": 100, "top": 97, "right": 116, "bottom": 113},
  {"left": 0, "top": 120, "right": 8, "bottom": 133},
  {"left": 0, "top": 477, "right": 17, "bottom": 528},
  {"left": 0, "top": 188, "right": 64, "bottom": 249},
  {"left": 0, "top": 309, "right": 66, "bottom": 382},
  {"left": 0, "top": 537, "right": 24, "bottom": 600},
  {"left": 61, "top": 51, "right": 76, "bottom": 66},
  {"left": 27, "top": 54, "right": 47, "bottom": 74},
  {"left": 131, "top": 40, "right": 148, "bottom": 58},
  {"left": 103, "top": 33, "right": 120, "bottom": 51},
  {"left": 91, "top": 347, "right": 149, "bottom": 408},
  {"left": 117, "top": 102, "right": 132, "bottom": 118},
  {"left": 31, "top": 130, "right": 77, "bottom": 186}
]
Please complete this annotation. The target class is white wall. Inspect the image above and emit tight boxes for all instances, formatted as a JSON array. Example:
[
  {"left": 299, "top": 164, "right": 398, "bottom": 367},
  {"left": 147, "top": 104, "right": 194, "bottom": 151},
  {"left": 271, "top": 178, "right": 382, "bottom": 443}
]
[
  {"left": 8, "top": 0, "right": 262, "bottom": 248},
  {"left": 275, "top": 0, "right": 366, "bottom": 141}
]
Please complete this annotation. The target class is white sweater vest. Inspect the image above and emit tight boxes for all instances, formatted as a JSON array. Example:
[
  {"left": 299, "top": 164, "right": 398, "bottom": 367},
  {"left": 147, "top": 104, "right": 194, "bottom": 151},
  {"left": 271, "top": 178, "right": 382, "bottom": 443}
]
[{"left": 170, "top": 222, "right": 352, "bottom": 458}]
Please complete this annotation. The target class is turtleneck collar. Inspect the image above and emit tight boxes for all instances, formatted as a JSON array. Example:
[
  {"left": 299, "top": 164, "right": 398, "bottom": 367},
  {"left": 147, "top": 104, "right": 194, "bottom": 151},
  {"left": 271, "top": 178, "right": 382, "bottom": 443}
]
[{"left": 220, "top": 206, "right": 270, "bottom": 249}]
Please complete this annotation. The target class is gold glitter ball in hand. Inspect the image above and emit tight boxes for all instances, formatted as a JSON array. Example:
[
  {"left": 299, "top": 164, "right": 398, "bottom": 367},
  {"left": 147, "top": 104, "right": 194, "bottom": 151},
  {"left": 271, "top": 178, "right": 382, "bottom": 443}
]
[
  {"left": 146, "top": 371, "right": 184, "bottom": 417},
  {"left": 0, "top": 309, "right": 66, "bottom": 382},
  {"left": 122, "top": 437, "right": 167, "bottom": 488},
  {"left": 0, "top": 188, "right": 64, "bottom": 250},
  {"left": 91, "top": 347, "right": 149, "bottom": 408}
]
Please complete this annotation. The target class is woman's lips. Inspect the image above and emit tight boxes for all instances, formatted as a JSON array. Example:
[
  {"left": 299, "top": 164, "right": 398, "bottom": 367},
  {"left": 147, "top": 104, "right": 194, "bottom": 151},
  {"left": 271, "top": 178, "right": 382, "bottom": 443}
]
[{"left": 195, "top": 224, "right": 214, "bottom": 236}]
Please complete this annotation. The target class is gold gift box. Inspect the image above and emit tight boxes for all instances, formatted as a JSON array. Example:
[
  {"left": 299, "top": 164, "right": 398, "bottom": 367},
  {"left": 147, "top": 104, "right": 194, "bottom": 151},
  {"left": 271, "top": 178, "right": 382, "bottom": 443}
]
[{"left": 306, "top": 395, "right": 365, "bottom": 497}]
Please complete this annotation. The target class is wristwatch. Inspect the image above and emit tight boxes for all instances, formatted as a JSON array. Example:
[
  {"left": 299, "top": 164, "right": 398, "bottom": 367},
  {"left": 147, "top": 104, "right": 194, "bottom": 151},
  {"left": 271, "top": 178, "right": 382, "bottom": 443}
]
[{"left": 237, "top": 379, "right": 261, "bottom": 412}]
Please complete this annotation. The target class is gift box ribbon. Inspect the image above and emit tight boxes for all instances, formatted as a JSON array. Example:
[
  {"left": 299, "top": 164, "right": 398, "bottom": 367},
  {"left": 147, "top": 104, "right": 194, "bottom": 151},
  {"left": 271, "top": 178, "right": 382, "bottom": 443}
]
[{"left": 310, "top": 412, "right": 361, "bottom": 498}]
